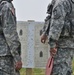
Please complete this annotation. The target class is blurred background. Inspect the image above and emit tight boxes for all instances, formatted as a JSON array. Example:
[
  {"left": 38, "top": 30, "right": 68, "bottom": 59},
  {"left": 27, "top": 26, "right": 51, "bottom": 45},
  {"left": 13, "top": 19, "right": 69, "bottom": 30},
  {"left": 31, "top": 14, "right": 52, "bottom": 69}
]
[
  {"left": 13, "top": 0, "right": 51, "bottom": 21},
  {"left": 12, "top": 0, "right": 74, "bottom": 75}
]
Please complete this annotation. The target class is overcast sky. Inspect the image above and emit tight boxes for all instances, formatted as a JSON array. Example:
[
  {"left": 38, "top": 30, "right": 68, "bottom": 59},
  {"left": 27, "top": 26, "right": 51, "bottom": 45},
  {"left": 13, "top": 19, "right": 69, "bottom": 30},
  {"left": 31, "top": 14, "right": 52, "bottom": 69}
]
[{"left": 13, "top": 0, "right": 52, "bottom": 22}]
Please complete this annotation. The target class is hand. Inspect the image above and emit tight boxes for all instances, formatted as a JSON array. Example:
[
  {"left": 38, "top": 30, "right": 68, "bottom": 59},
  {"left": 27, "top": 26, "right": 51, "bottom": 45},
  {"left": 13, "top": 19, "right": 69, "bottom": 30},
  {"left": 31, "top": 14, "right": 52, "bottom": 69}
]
[
  {"left": 15, "top": 61, "right": 22, "bottom": 71},
  {"left": 50, "top": 48, "right": 57, "bottom": 57},
  {"left": 41, "top": 34, "right": 47, "bottom": 43}
]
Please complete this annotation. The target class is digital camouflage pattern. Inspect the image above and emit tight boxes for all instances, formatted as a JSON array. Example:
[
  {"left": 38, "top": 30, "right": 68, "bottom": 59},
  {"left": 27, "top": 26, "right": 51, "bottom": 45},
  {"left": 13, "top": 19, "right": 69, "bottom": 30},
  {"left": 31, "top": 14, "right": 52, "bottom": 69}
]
[
  {"left": 41, "top": 0, "right": 74, "bottom": 75},
  {"left": 40, "top": 0, "right": 56, "bottom": 36},
  {"left": 52, "top": 48, "right": 74, "bottom": 75},
  {"left": 0, "top": 0, "right": 21, "bottom": 75},
  {"left": 48, "top": 0, "right": 74, "bottom": 48},
  {"left": 0, "top": 56, "right": 16, "bottom": 75},
  {"left": 49, "top": 0, "right": 74, "bottom": 75}
]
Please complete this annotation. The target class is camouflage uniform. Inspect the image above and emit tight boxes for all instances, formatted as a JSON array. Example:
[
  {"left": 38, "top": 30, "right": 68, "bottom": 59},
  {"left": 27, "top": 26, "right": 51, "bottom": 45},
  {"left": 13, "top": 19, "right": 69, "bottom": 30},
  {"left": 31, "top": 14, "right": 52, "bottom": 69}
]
[
  {"left": 40, "top": 0, "right": 55, "bottom": 36},
  {"left": 0, "top": 0, "right": 21, "bottom": 75},
  {"left": 43, "top": 0, "right": 74, "bottom": 75}
]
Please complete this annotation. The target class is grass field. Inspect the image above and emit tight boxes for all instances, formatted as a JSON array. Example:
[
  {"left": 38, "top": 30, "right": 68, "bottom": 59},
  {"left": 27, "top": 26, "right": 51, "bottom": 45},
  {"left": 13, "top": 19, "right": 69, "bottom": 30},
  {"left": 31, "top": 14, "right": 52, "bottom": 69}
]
[
  {"left": 20, "top": 68, "right": 45, "bottom": 75},
  {"left": 20, "top": 60, "right": 74, "bottom": 75}
]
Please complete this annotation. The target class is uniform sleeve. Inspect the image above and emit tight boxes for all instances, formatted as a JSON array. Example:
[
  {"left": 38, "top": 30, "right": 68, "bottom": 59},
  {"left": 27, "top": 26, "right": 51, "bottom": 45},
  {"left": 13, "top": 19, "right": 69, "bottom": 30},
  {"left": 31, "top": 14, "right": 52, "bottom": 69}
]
[
  {"left": 44, "top": 15, "right": 51, "bottom": 35},
  {"left": 40, "top": 4, "right": 53, "bottom": 36},
  {"left": 2, "top": 6, "right": 21, "bottom": 62},
  {"left": 40, "top": 15, "right": 51, "bottom": 36},
  {"left": 48, "top": 1, "right": 71, "bottom": 48}
]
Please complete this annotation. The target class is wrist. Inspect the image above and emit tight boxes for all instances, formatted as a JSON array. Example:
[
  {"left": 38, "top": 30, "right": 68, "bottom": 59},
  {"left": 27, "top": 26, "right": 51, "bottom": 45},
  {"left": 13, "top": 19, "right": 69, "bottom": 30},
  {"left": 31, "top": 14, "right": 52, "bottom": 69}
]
[
  {"left": 48, "top": 38, "right": 57, "bottom": 48},
  {"left": 14, "top": 55, "right": 21, "bottom": 63}
]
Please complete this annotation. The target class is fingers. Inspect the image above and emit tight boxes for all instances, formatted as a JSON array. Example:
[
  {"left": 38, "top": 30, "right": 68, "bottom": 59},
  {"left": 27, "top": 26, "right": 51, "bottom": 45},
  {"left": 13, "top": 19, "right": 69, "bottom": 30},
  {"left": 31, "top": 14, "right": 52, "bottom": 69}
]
[
  {"left": 50, "top": 48, "right": 57, "bottom": 57},
  {"left": 15, "top": 61, "right": 22, "bottom": 71},
  {"left": 50, "top": 51, "right": 56, "bottom": 57},
  {"left": 41, "top": 34, "right": 47, "bottom": 43},
  {"left": 41, "top": 39, "right": 45, "bottom": 43}
]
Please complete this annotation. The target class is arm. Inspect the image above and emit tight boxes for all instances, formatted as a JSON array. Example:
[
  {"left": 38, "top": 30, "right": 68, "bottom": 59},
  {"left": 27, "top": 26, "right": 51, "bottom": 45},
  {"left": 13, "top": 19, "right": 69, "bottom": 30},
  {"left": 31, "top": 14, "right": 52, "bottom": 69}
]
[
  {"left": 2, "top": 4, "right": 21, "bottom": 63},
  {"left": 40, "top": 3, "right": 53, "bottom": 36},
  {"left": 40, "top": 15, "right": 51, "bottom": 43},
  {"left": 48, "top": 0, "right": 71, "bottom": 48},
  {"left": 40, "top": 4, "right": 52, "bottom": 43},
  {"left": 41, "top": 15, "right": 51, "bottom": 36}
]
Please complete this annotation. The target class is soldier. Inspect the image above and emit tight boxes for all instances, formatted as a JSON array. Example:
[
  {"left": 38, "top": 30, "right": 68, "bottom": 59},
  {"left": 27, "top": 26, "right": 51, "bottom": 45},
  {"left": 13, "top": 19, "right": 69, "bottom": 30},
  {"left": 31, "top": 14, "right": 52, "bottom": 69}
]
[
  {"left": 0, "top": 0, "right": 22, "bottom": 75},
  {"left": 41, "top": 0, "right": 74, "bottom": 75}
]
